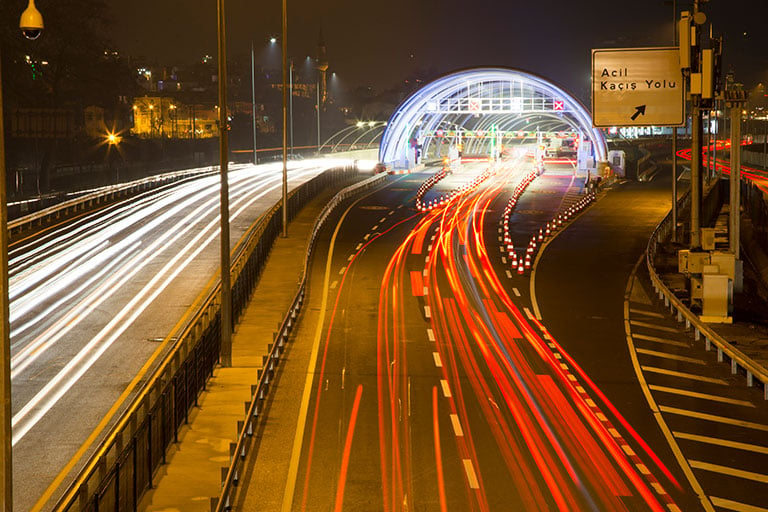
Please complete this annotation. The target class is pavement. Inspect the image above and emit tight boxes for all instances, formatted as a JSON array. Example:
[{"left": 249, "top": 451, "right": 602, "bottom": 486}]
[{"left": 137, "top": 180, "right": 353, "bottom": 512}]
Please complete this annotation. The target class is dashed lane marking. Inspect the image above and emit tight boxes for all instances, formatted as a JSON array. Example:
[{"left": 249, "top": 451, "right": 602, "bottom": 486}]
[
  {"left": 462, "top": 460, "right": 480, "bottom": 489},
  {"left": 450, "top": 414, "right": 464, "bottom": 436},
  {"left": 440, "top": 380, "right": 452, "bottom": 398},
  {"left": 512, "top": 288, "right": 521, "bottom": 297},
  {"left": 427, "top": 329, "right": 435, "bottom": 342},
  {"left": 433, "top": 352, "right": 442, "bottom": 368},
  {"left": 330, "top": 280, "right": 338, "bottom": 290}
]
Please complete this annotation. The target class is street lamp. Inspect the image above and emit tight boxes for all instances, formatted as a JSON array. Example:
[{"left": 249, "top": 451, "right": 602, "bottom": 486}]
[
  {"left": 216, "top": 0, "right": 233, "bottom": 365},
  {"left": 3, "top": 3, "right": 45, "bottom": 508}
]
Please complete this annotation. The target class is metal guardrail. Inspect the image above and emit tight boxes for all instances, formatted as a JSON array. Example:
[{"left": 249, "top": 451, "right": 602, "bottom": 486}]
[
  {"left": 52, "top": 165, "right": 361, "bottom": 512},
  {"left": 8, "top": 166, "right": 222, "bottom": 236},
  {"left": 211, "top": 171, "right": 388, "bottom": 512},
  {"left": 646, "top": 191, "right": 768, "bottom": 400}
]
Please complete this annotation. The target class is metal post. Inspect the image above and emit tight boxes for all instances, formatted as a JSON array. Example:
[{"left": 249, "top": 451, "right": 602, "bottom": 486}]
[
  {"left": 217, "top": 0, "right": 232, "bottom": 366},
  {"left": 691, "top": 96, "right": 702, "bottom": 249},
  {"left": 289, "top": 60, "right": 294, "bottom": 158},
  {"left": 730, "top": 103, "right": 742, "bottom": 258},
  {"left": 281, "top": 0, "right": 288, "bottom": 237},
  {"left": 671, "top": 0, "right": 678, "bottom": 241},
  {"left": 0, "top": 46, "right": 13, "bottom": 512},
  {"left": 251, "top": 42, "right": 258, "bottom": 166},
  {"left": 316, "top": 78, "right": 321, "bottom": 152}
]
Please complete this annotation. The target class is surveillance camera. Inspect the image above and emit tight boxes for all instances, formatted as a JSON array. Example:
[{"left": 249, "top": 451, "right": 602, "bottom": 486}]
[
  {"left": 19, "top": 0, "right": 44, "bottom": 40},
  {"left": 22, "top": 28, "right": 42, "bottom": 40}
]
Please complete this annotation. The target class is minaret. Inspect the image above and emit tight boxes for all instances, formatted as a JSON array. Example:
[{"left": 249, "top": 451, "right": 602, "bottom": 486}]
[{"left": 316, "top": 30, "right": 329, "bottom": 108}]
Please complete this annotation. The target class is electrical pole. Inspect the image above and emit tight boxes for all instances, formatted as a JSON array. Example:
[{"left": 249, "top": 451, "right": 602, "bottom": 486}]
[
  {"left": 671, "top": 0, "right": 679, "bottom": 241},
  {"left": 217, "top": 0, "right": 232, "bottom": 366}
]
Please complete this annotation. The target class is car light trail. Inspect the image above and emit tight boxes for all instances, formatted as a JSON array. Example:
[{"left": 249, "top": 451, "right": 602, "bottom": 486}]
[{"left": 9, "top": 161, "right": 340, "bottom": 446}]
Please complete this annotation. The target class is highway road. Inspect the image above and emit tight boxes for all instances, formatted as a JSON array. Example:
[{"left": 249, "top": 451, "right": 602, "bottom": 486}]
[
  {"left": 256, "top": 155, "right": 758, "bottom": 511},
  {"left": 9, "top": 160, "right": 353, "bottom": 511}
]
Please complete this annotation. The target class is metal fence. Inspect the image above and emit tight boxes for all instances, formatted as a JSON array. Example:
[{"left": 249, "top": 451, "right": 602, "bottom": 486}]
[{"left": 52, "top": 165, "right": 361, "bottom": 512}]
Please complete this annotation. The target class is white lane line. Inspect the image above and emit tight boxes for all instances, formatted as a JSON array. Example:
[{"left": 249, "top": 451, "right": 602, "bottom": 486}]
[
  {"left": 379, "top": 217, "right": 386, "bottom": 223},
  {"left": 512, "top": 288, "right": 521, "bottom": 297},
  {"left": 462, "top": 460, "right": 480, "bottom": 489},
  {"left": 641, "top": 366, "right": 727, "bottom": 385},
  {"left": 649, "top": 385, "right": 755, "bottom": 407},
  {"left": 505, "top": 270, "right": 512, "bottom": 279},
  {"left": 423, "top": 286, "right": 428, "bottom": 296},
  {"left": 388, "top": 211, "right": 394, "bottom": 215},
  {"left": 497, "top": 236, "right": 502, "bottom": 242},
  {"left": 339, "top": 266, "right": 346, "bottom": 275},
  {"left": 450, "top": 414, "right": 463, "bottom": 436},
  {"left": 674, "top": 432, "right": 768, "bottom": 455},
  {"left": 636, "top": 348, "right": 706, "bottom": 365},
  {"left": 427, "top": 328, "right": 435, "bottom": 342},
  {"left": 355, "top": 243, "right": 362, "bottom": 251},
  {"left": 501, "top": 257, "right": 507, "bottom": 264},
  {"left": 440, "top": 380, "right": 452, "bottom": 398},
  {"left": 372, "top": 224, "right": 379, "bottom": 230},
  {"left": 330, "top": 280, "right": 338, "bottom": 290},
  {"left": 431, "top": 234, "right": 436, "bottom": 241},
  {"left": 660, "top": 406, "right": 768, "bottom": 432},
  {"left": 363, "top": 234, "right": 370, "bottom": 241},
  {"left": 433, "top": 352, "right": 443, "bottom": 368},
  {"left": 523, "top": 307, "right": 534, "bottom": 320},
  {"left": 689, "top": 460, "right": 768, "bottom": 484},
  {"left": 710, "top": 496, "right": 768, "bottom": 512},
  {"left": 427, "top": 244, "right": 433, "bottom": 252},
  {"left": 633, "top": 333, "right": 690, "bottom": 348},
  {"left": 347, "top": 254, "right": 354, "bottom": 262},
  {"left": 423, "top": 269, "right": 428, "bottom": 278},
  {"left": 630, "top": 308, "right": 665, "bottom": 318},
  {"left": 630, "top": 320, "right": 679, "bottom": 333},
  {"left": 499, "top": 246, "right": 504, "bottom": 253},
  {"left": 424, "top": 306, "right": 431, "bottom": 319}
]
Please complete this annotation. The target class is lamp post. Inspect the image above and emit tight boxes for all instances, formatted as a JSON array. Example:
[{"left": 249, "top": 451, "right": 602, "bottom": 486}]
[
  {"left": 216, "top": 0, "right": 232, "bottom": 366},
  {"left": 4, "top": 3, "right": 44, "bottom": 508},
  {"left": 281, "top": 0, "right": 288, "bottom": 237},
  {"left": 289, "top": 58, "right": 294, "bottom": 159},
  {"left": 251, "top": 41, "right": 258, "bottom": 166}
]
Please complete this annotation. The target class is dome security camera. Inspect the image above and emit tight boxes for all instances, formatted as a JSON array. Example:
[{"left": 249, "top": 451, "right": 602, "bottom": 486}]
[{"left": 19, "top": 0, "right": 44, "bottom": 40}]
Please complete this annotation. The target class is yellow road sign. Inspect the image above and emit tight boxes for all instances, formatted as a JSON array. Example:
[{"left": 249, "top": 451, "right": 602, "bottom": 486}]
[{"left": 591, "top": 47, "right": 684, "bottom": 127}]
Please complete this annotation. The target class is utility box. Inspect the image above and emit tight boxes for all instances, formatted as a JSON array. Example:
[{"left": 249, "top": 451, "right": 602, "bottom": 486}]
[
  {"left": 678, "top": 250, "right": 710, "bottom": 274},
  {"left": 700, "top": 273, "right": 732, "bottom": 323},
  {"left": 701, "top": 228, "right": 716, "bottom": 251},
  {"left": 710, "top": 252, "right": 744, "bottom": 293}
]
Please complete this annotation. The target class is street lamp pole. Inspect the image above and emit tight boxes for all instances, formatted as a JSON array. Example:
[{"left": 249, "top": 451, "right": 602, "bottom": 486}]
[
  {"left": 0, "top": 46, "right": 12, "bottom": 512},
  {"left": 281, "top": 0, "right": 288, "bottom": 237},
  {"left": 217, "top": 0, "right": 232, "bottom": 366},
  {"left": 316, "top": 76, "right": 321, "bottom": 152},
  {"left": 289, "top": 59, "right": 294, "bottom": 158},
  {"left": 671, "top": 0, "right": 679, "bottom": 241},
  {"left": 251, "top": 41, "right": 258, "bottom": 166}
]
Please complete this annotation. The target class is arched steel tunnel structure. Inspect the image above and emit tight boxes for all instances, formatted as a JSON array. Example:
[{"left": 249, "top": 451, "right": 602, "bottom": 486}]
[{"left": 379, "top": 67, "right": 607, "bottom": 172}]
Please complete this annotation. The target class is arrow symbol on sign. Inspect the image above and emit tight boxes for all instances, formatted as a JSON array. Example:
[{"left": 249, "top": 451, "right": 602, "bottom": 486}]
[{"left": 631, "top": 105, "right": 646, "bottom": 121}]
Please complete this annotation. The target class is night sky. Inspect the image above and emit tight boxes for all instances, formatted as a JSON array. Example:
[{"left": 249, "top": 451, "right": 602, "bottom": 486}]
[{"left": 109, "top": 0, "right": 768, "bottom": 101}]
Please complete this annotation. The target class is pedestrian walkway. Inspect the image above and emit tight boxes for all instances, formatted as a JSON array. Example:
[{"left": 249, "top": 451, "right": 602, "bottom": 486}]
[{"left": 138, "top": 182, "right": 349, "bottom": 512}]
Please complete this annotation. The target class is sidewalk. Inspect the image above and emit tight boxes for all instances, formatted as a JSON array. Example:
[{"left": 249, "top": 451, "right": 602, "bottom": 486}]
[{"left": 138, "top": 182, "right": 349, "bottom": 512}]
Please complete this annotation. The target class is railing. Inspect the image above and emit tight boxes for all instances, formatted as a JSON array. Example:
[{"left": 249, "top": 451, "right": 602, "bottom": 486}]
[
  {"left": 52, "top": 164, "right": 362, "bottom": 512},
  {"left": 211, "top": 172, "right": 388, "bottom": 512},
  {"left": 646, "top": 187, "right": 768, "bottom": 400},
  {"left": 8, "top": 166, "right": 222, "bottom": 236}
]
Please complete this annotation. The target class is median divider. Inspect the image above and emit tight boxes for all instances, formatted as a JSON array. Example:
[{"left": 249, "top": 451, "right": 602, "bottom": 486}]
[
  {"left": 51, "top": 164, "right": 378, "bottom": 512},
  {"left": 210, "top": 171, "right": 388, "bottom": 512}
]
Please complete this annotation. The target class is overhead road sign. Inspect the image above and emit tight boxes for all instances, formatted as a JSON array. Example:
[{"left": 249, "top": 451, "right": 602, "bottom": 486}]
[{"left": 591, "top": 47, "right": 684, "bottom": 127}]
